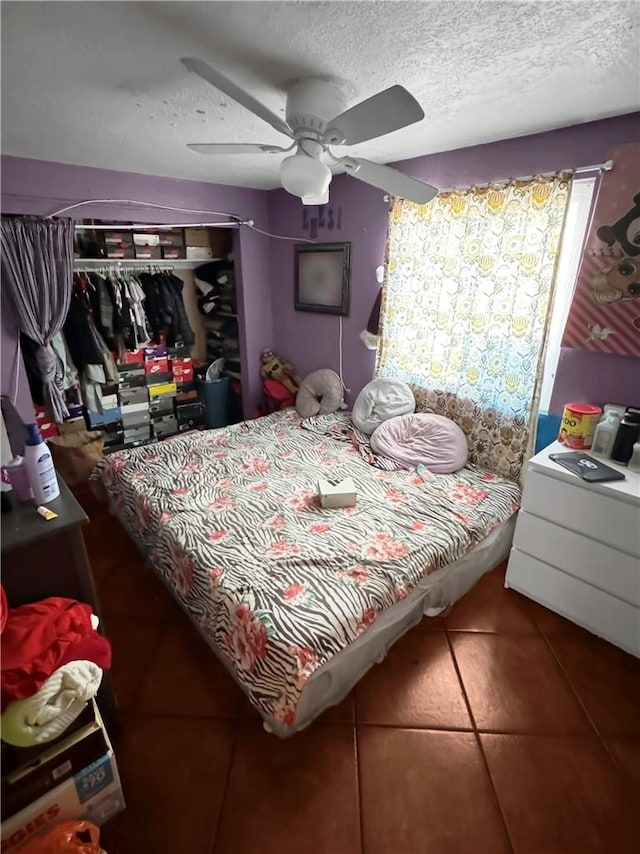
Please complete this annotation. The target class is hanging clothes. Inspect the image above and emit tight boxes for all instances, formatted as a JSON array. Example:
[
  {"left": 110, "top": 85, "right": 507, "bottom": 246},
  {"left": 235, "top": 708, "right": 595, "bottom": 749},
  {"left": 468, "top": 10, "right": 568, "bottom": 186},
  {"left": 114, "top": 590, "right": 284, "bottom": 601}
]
[
  {"left": 63, "top": 279, "right": 105, "bottom": 373},
  {"left": 137, "top": 270, "right": 194, "bottom": 347},
  {"left": 87, "top": 271, "right": 116, "bottom": 348}
]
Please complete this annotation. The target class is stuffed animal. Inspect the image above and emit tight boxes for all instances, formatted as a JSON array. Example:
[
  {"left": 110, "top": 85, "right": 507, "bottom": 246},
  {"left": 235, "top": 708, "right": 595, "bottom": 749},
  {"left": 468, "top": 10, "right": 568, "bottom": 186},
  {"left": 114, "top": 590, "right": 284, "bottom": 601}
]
[{"left": 260, "top": 349, "right": 300, "bottom": 396}]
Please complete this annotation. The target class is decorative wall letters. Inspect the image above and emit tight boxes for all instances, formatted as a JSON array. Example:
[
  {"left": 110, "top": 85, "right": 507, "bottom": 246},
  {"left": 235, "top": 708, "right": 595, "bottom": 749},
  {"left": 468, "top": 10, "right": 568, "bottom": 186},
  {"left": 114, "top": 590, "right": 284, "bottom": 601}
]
[{"left": 301, "top": 206, "right": 342, "bottom": 240}]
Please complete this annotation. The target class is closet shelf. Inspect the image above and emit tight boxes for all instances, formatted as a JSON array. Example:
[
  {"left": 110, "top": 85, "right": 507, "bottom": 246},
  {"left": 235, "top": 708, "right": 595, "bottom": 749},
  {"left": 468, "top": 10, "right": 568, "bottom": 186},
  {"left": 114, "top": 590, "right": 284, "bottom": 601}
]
[{"left": 73, "top": 258, "right": 207, "bottom": 270}]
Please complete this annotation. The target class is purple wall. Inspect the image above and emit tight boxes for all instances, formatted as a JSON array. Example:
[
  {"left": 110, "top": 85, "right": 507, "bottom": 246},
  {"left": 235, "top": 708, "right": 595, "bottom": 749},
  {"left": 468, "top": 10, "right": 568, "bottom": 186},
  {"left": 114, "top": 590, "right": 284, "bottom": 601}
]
[
  {"left": 268, "top": 114, "right": 640, "bottom": 407},
  {"left": 3, "top": 114, "right": 639, "bottom": 422},
  {"left": 0, "top": 155, "right": 273, "bottom": 416}
]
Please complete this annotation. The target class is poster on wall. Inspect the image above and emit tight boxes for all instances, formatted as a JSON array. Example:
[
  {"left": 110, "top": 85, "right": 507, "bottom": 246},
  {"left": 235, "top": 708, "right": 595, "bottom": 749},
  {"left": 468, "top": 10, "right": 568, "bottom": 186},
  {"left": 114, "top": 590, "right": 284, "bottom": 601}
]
[{"left": 562, "top": 143, "right": 639, "bottom": 356}]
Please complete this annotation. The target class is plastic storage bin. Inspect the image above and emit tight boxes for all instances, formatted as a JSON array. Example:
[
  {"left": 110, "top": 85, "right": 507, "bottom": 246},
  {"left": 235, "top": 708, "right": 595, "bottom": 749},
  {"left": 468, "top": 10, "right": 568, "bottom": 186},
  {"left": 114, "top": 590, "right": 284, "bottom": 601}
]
[{"left": 199, "top": 376, "right": 230, "bottom": 429}]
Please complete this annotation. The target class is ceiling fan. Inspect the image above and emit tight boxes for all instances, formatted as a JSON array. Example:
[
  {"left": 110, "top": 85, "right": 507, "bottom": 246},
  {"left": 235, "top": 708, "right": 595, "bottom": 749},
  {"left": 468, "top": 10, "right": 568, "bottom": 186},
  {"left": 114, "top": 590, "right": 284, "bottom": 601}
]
[{"left": 181, "top": 58, "right": 438, "bottom": 206}]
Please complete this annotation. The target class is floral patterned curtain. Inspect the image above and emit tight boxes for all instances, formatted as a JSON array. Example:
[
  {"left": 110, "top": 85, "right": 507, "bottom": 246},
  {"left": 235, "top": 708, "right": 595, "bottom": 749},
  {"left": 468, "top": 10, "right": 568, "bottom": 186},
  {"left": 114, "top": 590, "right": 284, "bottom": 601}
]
[{"left": 377, "top": 175, "right": 572, "bottom": 480}]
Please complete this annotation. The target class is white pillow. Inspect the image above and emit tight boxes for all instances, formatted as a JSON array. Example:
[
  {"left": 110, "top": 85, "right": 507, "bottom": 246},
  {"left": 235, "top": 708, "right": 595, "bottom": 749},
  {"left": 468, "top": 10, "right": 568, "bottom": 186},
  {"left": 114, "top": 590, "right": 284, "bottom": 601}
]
[
  {"left": 370, "top": 413, "right": 468, "bottom": 473},
  {"left": 352, "top": 378, "right": 415, "bottom": 435},
  {"left": 296, "top": 369, "right": 343, "bottom": 418}
]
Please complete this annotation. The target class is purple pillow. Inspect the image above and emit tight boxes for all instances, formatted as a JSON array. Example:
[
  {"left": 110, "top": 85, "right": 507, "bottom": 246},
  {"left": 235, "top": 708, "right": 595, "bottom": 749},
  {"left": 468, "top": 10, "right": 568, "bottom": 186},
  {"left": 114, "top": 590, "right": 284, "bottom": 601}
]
[{"left": 370, "top": 413, "right": 468, "bottom": 473}]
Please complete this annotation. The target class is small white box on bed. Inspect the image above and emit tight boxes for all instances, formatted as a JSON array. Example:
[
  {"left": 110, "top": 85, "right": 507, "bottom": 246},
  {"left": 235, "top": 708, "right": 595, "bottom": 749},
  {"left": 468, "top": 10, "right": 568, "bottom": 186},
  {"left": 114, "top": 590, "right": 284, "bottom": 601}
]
[{"left": 318, "top": 477, "right": 357, "bottom": 509}]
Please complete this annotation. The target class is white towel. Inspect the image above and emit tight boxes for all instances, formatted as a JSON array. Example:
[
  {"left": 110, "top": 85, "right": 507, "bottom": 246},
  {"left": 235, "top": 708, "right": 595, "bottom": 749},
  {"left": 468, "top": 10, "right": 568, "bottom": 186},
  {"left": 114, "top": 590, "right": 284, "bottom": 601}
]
[{"left": 0, "top": 661, "right": 103, "bottom": 747}]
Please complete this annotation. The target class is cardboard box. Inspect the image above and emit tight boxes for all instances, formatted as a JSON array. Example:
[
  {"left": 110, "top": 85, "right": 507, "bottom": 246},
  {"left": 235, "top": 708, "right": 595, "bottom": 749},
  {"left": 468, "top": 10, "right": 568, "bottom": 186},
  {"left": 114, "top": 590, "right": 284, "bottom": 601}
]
[
  {"left": 101, "top": 394, "right": 119, "bottom": 411},
  {"left": 184, "top": 227, "right": 210, "bottom": 248},
  {"left": 176, "top": 401, "right": 205, "bottom": 422},
  {"left": 124, "top": 426, "right": 151, "bottom": 443},
  {"left": 133, "top": 232, "right": 160, "bottom": 246},
  {"left": 167, "top": 344, "right": 190, "bottom": 358},
  {"left": 1, "top": 703, "right": 109, "bottom": 821},
  {"left": 145, "top": 346, "right": 168, "bottom": 359},
  {"left": 106, "top": 247, "right": 135, "bottom": 260},
  {"left": 119, "top": 387, "right": 149, "bottom": 407},
  {"left": 161, "top": 246, "right": 186, "bottom": 260},
  {"left": 103, "top": 429, "right": 125, "bottom": 448},
  {"left": 1, "top": 704, "right": 124, "bottom": 853},
  {"left": 103, "top": 231, "right": 132, "bottom": 245},
  {"left": 186, "top": 246, "right": 213, "bottom": 261},
  {"left": 145, "top": 371, "right": 172, "bottom": 387},
  {"left": 318, "top": 477, "right": 357, "bottom": 509},
  {"left": 122, "top": 415, "right": 150, "bottom": 432},
  {"left": 172, "top": 367, "right": 194, "bottom": 383},
  {"left": 148, "top": 382, "right": 177, "bottom": 400},
  {"left": 86, "top": 408, "right": 121, "bottom": 430},
  {"left": 176, "top": 390, "right": 199, "bottom": 406},
  {"left": 117, "top": 367, "right": 146, "bottom": 390},
  {"left": 178, "top": 418, "right": 206, "bottom": 433},
  {"left": 145, "top": 357, "right": 169, "bottom": 376},
  {"left": 1, "top": 750, "right": 124, "bottom": 852},
  {"left": 157, "top": 228, "right": 184, "bottom": 247},
  {"left": 149, "top": 398, "right": 175, "bottom": 417},
  {"left": 134, "top": 245, "right": 162, "bottom": 260}
]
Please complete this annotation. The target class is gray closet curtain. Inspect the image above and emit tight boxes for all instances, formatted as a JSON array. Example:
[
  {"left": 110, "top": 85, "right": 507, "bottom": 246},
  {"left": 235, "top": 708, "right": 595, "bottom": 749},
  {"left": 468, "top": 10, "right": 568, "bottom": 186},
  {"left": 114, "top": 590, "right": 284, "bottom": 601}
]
[{"left": 1, "top": 217, "right": 74, "bottom": 422}]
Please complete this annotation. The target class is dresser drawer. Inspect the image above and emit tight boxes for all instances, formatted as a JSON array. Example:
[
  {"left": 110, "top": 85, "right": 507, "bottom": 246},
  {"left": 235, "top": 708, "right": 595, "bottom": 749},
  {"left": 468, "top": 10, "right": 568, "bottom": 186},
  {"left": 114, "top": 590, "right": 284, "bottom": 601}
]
[
  {"left": 513, "top": 510, "right": 640, "bottom": 606},
  {"left": 506, "top": 548, "right": 640, "bottom": 656},
  {"left": 522, "top": 470, "right": 640, "bottom": 557}
]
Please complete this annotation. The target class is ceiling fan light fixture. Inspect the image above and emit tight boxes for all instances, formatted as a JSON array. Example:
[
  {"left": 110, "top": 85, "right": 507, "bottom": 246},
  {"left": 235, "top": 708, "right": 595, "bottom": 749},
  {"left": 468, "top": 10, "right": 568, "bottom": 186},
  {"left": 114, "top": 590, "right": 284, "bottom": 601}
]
[{"left": 280, "top": 152, "right": 332, "bottom": 202}]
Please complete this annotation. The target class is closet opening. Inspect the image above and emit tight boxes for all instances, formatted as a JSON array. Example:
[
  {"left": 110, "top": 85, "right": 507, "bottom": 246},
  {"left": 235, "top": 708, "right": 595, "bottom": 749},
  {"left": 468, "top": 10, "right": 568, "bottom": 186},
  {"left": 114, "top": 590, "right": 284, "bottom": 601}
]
[{"left": 37, "top": 218, "right": 246, "bottom": 454}]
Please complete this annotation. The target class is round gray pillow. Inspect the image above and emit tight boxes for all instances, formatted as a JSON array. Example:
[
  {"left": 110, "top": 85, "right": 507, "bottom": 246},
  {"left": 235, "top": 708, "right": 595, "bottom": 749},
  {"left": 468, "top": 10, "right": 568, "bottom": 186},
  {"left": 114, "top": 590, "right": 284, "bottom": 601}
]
[
  {"left": 352, "top": 378, "right": 415, "bottom": 434},
  {"left": 296, "top": 369, "right": 344, "bottom": 418}
]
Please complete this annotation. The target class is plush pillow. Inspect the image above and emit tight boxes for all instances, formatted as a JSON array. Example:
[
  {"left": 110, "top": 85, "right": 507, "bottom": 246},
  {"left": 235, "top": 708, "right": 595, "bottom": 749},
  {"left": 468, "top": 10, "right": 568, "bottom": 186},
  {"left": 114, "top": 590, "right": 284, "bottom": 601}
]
[
  {"left": 370, "top": 413, "right": 468, "bottom": 473},
  {"left": 296, "top": 369, "right": 344, "bottom": 418},
  {"left": 352, "top": 378, "right": 415, "bottom": 435}
]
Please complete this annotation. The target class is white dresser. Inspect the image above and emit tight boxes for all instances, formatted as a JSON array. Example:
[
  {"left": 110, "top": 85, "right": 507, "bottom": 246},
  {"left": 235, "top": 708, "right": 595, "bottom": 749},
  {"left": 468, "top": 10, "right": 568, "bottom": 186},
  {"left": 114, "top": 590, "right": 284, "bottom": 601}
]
[{"left": 505, "top": 441, "right": 640, "bottom": 656}]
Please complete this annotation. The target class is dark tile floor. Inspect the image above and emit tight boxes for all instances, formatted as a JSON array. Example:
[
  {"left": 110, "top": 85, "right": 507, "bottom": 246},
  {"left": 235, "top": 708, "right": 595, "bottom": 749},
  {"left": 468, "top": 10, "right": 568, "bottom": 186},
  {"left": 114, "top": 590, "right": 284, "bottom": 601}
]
[{"left": 77, "top": 491, "right": 640, "bottom": 854}]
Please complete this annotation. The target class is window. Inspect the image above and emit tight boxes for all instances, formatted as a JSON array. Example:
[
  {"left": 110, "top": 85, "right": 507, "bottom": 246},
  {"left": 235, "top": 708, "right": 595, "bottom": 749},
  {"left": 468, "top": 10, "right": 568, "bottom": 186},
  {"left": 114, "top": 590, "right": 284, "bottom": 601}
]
[{"left": 537, "top": 177, "right": 597, "bottom": 412}]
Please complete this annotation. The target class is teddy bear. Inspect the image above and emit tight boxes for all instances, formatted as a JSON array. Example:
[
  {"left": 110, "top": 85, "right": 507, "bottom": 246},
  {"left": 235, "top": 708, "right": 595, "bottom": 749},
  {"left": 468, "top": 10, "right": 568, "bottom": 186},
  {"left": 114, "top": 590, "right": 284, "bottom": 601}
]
[
  {"left": 260, "top": 349, "right": 301, "bottom": 396},
  {"left": 591, "top": 257, "right": 640, "bottom": 304}
]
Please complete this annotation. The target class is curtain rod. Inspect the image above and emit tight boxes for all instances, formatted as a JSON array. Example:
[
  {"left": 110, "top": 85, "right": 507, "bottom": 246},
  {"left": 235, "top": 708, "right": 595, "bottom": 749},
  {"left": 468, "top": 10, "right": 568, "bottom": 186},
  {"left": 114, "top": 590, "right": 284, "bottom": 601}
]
[{"left": 384, "top": 159, "right": 614, "bottom": 202}]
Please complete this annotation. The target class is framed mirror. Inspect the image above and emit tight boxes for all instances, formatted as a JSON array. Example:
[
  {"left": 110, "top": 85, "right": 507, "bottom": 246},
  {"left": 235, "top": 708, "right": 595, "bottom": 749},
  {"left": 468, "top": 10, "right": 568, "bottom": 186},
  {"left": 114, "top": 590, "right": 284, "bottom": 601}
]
[{"left": 294, "top": 242, "right": 351, "bottom": 316}]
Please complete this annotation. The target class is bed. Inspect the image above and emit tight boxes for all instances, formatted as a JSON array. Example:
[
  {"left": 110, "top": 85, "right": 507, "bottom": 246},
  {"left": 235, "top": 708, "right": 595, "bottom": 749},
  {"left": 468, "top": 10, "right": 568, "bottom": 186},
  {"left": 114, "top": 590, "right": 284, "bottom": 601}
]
[{"left": 93, "top": 410, "right": 521, "bottom": 736}]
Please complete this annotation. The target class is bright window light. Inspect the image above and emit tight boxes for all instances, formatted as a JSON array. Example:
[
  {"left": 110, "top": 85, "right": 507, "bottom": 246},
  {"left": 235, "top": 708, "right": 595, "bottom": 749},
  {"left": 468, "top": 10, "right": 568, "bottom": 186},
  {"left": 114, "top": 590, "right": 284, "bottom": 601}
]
[{"left": 538, "top": 177, "right": 597, "bottom": 412}]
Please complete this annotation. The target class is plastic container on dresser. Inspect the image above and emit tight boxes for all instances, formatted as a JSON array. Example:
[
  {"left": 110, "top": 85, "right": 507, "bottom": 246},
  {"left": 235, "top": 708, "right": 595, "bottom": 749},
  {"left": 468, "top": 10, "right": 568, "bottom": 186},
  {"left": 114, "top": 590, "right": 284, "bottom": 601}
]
[{"left": 505, "top": 440, "right": 640, "bottom": 657}]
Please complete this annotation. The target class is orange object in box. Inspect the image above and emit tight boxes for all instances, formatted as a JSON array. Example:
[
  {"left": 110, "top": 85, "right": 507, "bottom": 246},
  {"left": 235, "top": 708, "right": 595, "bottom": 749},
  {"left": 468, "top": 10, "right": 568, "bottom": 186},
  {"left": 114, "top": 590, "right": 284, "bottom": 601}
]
[{"left": 558, "top": 402, "right": 603, "bottom": 449}]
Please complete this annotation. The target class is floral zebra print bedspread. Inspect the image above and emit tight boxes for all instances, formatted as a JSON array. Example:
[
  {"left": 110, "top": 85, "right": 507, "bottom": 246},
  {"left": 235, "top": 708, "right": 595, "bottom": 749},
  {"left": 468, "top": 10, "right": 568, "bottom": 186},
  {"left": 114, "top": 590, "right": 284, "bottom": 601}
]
[{"left": 93, "top": 410, "right": 521, "bottom": 728}]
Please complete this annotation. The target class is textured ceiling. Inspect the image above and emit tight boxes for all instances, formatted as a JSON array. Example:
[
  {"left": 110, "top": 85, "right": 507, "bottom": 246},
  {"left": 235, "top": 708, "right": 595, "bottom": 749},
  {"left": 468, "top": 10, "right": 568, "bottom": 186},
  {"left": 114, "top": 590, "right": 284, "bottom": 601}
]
[{"left": 1, "top": 1, "right": 639, "bottom": 189}]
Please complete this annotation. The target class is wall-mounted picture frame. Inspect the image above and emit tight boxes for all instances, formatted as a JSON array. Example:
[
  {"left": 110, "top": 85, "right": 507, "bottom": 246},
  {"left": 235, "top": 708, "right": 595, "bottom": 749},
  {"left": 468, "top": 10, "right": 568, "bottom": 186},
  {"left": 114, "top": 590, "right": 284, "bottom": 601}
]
[{"left": 294, "top": 242, "right": 351, "bottom": 316}]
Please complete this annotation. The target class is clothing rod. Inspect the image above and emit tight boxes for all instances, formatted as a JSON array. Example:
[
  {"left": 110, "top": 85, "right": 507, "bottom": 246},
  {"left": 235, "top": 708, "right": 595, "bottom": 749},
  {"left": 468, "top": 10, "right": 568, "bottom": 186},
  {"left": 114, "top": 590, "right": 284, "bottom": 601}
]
[
  {"left": 383, "top": 159, "right": 614, "bottom": 202},
  {"left": 74, "top": 221, "right": 247, "bottom": 230}
]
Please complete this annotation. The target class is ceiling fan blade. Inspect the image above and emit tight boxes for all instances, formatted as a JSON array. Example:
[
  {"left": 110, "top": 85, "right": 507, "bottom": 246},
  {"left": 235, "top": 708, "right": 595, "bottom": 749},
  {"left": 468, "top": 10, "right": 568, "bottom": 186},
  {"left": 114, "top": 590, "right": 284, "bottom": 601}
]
[
  {"left": 181, "top": 57, "right": 293, "bottom": 138},
  {"left": 342, "top": 158, "right": 438, "bottom": 204},
  {"left": 326, "top": 86, "right": 424, "bottom": 145},
  {"left": 187, "top": 143, "right": 290, "bottom": 155}
]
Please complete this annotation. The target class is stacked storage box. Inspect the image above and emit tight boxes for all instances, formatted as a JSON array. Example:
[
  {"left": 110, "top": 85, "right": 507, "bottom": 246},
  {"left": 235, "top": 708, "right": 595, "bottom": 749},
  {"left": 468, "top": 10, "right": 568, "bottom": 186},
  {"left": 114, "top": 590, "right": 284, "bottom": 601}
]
[
  {"left": 146, "top": 348, "right": 178, "bottom": 439},
  {"left": 170, "top": 352, "right": 206, "bottom": 432},
  {"left": 1, "top": 701, "right": 124, "bottom": 852},
  {"left": 159, "top": 228, "right": 186, "bottom": 261},
  {"left": 112, "top": 358, "right": 151, "bottom": 452}
]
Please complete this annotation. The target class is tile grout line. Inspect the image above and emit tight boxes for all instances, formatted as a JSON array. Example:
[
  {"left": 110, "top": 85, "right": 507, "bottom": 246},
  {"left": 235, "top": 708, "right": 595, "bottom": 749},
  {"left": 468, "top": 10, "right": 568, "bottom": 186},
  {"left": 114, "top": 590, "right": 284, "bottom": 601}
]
[
  {"left": 444, "top": 625, "right": 516, "bottom": 854},
  {"left": 208, "top": 718, "right": 241, "bottom": 854},
  {"left": 535, "top": 628, "right": 624, "bottom": 767},
  {"left": 118, "top": 609, "right": 176, "bottom": 715},
  {"left": 353, "top": 722, "right": 366, "bottom": 854}
]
